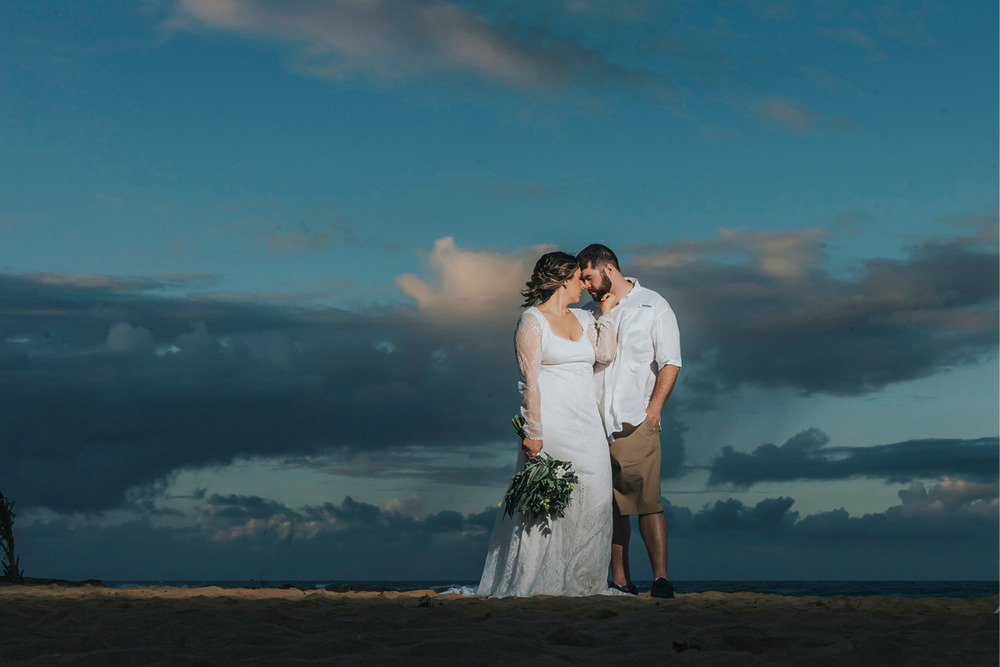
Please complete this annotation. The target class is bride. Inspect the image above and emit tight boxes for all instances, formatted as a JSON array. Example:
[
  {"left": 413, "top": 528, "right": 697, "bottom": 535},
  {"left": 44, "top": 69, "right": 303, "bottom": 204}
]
[{"left": 476, "top": 251, "right": 619, "bottom": 597}]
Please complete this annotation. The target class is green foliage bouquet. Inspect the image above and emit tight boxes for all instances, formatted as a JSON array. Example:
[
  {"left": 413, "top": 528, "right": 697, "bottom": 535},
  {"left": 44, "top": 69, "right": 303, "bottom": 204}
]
[{"left": 503, "top": 416, "right": 579, "bottom": 520}]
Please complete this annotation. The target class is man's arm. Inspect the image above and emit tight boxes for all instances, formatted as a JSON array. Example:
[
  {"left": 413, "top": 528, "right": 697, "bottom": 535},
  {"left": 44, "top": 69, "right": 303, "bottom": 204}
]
[{"left": 645, "top": 364, "right": 679, "bottom": 430}]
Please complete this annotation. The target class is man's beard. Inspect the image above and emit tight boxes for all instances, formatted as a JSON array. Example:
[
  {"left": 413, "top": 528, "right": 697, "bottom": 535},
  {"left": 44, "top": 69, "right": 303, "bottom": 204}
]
[{"left": 588, "top": 270, "right": 611, "bottom": 301}]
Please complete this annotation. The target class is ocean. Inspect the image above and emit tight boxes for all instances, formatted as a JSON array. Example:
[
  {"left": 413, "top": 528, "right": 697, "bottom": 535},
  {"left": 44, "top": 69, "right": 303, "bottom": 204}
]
[{"left": 106, "top": 580, "right": 999, "bottom": 598}]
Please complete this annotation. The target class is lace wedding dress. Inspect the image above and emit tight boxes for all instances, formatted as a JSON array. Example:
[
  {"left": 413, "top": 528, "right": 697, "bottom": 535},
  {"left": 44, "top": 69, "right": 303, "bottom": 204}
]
[{"left": 475, "top": 307, "right": 617, "bottom": 597}]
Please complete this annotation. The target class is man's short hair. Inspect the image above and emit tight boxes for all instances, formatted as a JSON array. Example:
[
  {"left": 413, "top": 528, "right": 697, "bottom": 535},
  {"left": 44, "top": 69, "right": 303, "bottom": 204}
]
[{"left": 577, "top": 244, "right": 621, "bottom": 273}]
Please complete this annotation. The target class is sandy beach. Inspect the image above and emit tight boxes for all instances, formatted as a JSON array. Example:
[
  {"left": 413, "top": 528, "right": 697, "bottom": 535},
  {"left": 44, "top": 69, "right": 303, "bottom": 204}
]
[{"left": 0, "top": 584, "right": 996, "bottom": 666}]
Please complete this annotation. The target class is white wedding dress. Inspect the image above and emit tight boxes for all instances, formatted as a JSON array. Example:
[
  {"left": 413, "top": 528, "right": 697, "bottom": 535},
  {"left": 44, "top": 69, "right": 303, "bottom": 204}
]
[{"left": 475, "top": 307, "right": 616, "bottom": 597}]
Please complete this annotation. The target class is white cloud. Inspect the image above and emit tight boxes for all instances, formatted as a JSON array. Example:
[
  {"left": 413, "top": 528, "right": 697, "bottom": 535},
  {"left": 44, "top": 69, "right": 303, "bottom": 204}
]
[
  {"left": 395, "top": 236, "right": 554, "bottom": 324},
  {"left": 176, "top": 0, "right": 538, "bottom": 84}
]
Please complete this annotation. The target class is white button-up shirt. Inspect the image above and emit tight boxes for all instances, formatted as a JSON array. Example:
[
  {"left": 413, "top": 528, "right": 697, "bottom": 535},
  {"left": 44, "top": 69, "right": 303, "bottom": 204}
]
[{"left": 584, "top": 278, "right": 682, "bottom": 440}]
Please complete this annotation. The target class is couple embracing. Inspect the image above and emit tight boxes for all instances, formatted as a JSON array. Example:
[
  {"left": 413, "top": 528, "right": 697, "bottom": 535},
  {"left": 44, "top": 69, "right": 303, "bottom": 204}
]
[{"left": 477, "top": 244, "right": 681, "bottom": 598}]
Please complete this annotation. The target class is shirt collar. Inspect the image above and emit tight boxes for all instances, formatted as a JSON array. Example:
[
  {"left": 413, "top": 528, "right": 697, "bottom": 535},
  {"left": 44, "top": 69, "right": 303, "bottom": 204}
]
[{"left": 619, "top": 277, "right": 640, "bottom": 303}]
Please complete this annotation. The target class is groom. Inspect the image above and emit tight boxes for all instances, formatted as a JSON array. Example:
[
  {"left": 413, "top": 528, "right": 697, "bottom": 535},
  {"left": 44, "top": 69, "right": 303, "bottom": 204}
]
[{"left": 577, "top": 244, "right": 681, "bottom": 598}]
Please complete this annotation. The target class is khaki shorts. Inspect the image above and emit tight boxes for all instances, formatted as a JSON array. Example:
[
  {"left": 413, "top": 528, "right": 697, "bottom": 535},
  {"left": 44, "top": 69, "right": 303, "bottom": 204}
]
[{"left": 609, "top": 418, "right": 662, "bottom": 515}]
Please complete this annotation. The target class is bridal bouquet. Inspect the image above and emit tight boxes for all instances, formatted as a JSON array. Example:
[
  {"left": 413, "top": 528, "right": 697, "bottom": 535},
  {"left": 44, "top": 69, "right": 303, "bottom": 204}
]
[{"left": 503, "top": 415, "right": 579, "bottom": 520}]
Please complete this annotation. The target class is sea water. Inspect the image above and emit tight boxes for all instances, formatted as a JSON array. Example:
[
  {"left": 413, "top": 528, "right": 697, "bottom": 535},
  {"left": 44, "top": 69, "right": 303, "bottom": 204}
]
[{"left": 105, "top": 579, "right": 999, "bottom": 597}]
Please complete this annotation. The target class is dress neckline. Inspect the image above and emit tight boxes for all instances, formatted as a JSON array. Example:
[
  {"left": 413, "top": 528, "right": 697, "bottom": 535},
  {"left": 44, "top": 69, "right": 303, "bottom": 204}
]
[{"left": 532, "top": 307, "right": 585, "bottom": 343}]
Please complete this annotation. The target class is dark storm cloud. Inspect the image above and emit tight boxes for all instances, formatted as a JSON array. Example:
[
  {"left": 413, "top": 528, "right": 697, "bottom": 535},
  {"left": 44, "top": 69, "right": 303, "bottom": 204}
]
[
  {"left": 21, "top": 494, "right": 499, "bottom": 581},
  {"left": 2, "top": 247, "right": 692, "bottom": 515},
  {"left": 0, "top": 272, "right": 295, "bottom": 346},
  {"left": 669, "top": 477, "right": 998, "bottom": 542},
  {"left": 19, "top": 482, "right": 997, "bottom": 581},
  {"left": 194, "top": 493, "right": 502, "bottom": 575},
  {"left": 0, "top": 273, "right": 521, "bottom": 513},
  {"left": 633, "top": 229, "right": 998, "bottom": 397},
  {"left": 662, "top": 480, "right": 998, "bottom": 579},
  {"left": 2, "top": 224, "right": 993, "bottom": 516},
  {"left": 706, "top": 428, "right": 998, "bottom": 487}
]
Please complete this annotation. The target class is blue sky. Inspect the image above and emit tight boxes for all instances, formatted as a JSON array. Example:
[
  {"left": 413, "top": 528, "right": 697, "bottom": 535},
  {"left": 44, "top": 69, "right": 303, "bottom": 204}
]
[{"left": 1, "top": 0, "right": 997, "bottom": 582}]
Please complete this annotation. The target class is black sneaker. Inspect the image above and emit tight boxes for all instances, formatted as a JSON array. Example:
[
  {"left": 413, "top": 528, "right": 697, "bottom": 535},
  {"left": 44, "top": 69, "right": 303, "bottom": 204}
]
[
  {"left": 650, "top": 578, "right": 675, "bottom": 599},
  {"left": 608, "top": 581, "right": 638, "bottom": 595}
]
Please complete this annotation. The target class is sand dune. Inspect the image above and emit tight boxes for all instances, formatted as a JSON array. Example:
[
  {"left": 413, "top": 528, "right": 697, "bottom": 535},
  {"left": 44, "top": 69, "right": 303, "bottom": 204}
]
[{"left": 1, "top": 584, "right": 996, "bottom": 665}]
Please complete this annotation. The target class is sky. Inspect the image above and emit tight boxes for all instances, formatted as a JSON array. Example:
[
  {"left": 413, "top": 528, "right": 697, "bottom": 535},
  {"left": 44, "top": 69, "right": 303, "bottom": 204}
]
[{"left": 1, "top": 0, "right": 997, "bottom": 583}]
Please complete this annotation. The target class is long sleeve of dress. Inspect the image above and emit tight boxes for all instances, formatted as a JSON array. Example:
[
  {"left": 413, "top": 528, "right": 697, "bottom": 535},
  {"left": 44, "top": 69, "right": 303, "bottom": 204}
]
[
  {"left": 586, "top": 310, "right": 618, "bottom": 364},
  {"left": 515, "top": 311, "right": 544, "bottom": 440}
]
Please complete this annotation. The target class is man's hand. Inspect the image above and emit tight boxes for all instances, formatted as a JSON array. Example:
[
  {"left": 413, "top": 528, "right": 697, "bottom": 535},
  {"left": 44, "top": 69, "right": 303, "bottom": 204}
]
[
  {"left": 522, "top": 438, "right": 543, "bottom": 460},
  {"left": 645, "top": 405, "right": 661, "bottom": 431},
  {"left": 645, "top": 365, "right": 680, "bottom": 432}
]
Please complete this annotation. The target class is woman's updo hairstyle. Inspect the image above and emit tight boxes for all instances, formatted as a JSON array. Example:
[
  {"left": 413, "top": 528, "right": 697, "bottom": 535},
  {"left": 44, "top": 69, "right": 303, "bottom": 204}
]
[{"left": 521, "top": 251, "right": 579, "bottom": 308}]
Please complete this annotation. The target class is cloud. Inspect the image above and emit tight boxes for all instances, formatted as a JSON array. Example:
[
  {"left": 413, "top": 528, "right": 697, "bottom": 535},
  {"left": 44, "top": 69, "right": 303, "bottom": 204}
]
[
  {"left": 685, "top": 496, "right": 800, "bottom": 533},
  {"left": 198, "top": 493, "right": 298, "bottom": 542},
  {"left": 106, "top": 321, "right": 156, "bottom": 354},
  {"left": 2, "top": 224, "right": 993, "bottom": 516},
  {"left": 707, "top": 429, "right": 999, "bottom": 487},
  {"left": 0, "top": 225, "right": 693, "bottom": 521},
  {"left": 794, "top": 66, "right": 867, "bottom": 97},
  {"left": 897, "top": 479, "right": 999, "bottom": 519},
  {"left": 632, "top": 228, "right": 998, "bottom": 396},
  {"left": 0, "top": 269, "right": 526, "bottom": 513},
  {"left": 260, "top": 229, "right": 330, "bottom": 255},
  {"left": 793, "top": 478, "right": 999, "bottom": 542},
  {"left": 662, "top": 480, "right": 998, "bottom": 578},
  {"left": 396, "top": 236, "right": 554, "bottom": 325},
  {"left": 870, "top": 0, "right": 946, "bottom": 48},
  {"left": 18, "top": 484, "right": 997, "bottom": 581},
  {"left": 170, "top": 0, "right": 676, "bottom": 101},
  {"left": 292, "top": 448, "right": 518, "bottom": 490},
  {"left": 11, "top": 237, "right": 695, "bottom": 518},
  {"left": 20, "top": 495, "right": 498, "bottom": 581},
  {"left": 746, "top": 95, "right": 825, "bottom": 133},
  {"left": 24, "top": 272, "right": 160, "bottom": 291},
  {"left": 636, "top": 228, "right": 829, "bottom": 279},
  {"left": 665, "top": 479, "right": 1000, "bottom": 546},
  {"left": 814, "top": 1, "right": 945, "bottom": 62},
  {"left": 253, "top": 223, "right": 358, "bottom": 256},
  {"left": 164, "top": 0, "right": 893, "bottom": 136}
]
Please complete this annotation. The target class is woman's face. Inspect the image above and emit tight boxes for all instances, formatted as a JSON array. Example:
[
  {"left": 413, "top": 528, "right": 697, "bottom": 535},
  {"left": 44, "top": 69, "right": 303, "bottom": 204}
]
[{"left": 563, "top": 268, "right": 583, "bottom": 303}]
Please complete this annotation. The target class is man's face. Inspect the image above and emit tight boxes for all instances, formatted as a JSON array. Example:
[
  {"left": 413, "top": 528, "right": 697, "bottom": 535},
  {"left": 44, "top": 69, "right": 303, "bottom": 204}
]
[{"left": 581, "top": 265, "right": 611, "bottom": 301}]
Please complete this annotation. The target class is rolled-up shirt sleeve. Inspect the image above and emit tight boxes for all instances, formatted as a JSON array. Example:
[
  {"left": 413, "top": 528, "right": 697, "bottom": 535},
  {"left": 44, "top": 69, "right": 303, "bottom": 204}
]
[{"left": 653, "top": 301, "right": 682, "bottom": 369}]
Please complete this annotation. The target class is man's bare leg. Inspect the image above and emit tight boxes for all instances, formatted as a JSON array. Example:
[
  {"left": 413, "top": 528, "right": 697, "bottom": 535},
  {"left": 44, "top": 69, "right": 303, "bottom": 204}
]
[
  {"left": 638, "top": 511, "right": 668, "bottom": 580},
  {"left": 610, "top": 504, "right": 632, "bottom": 586}
]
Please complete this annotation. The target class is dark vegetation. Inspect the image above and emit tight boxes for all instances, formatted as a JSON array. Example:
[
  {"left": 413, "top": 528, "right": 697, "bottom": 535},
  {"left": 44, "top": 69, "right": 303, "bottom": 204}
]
[{"left": 1, "top": 490, "right": 24, "bottom": 583}]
